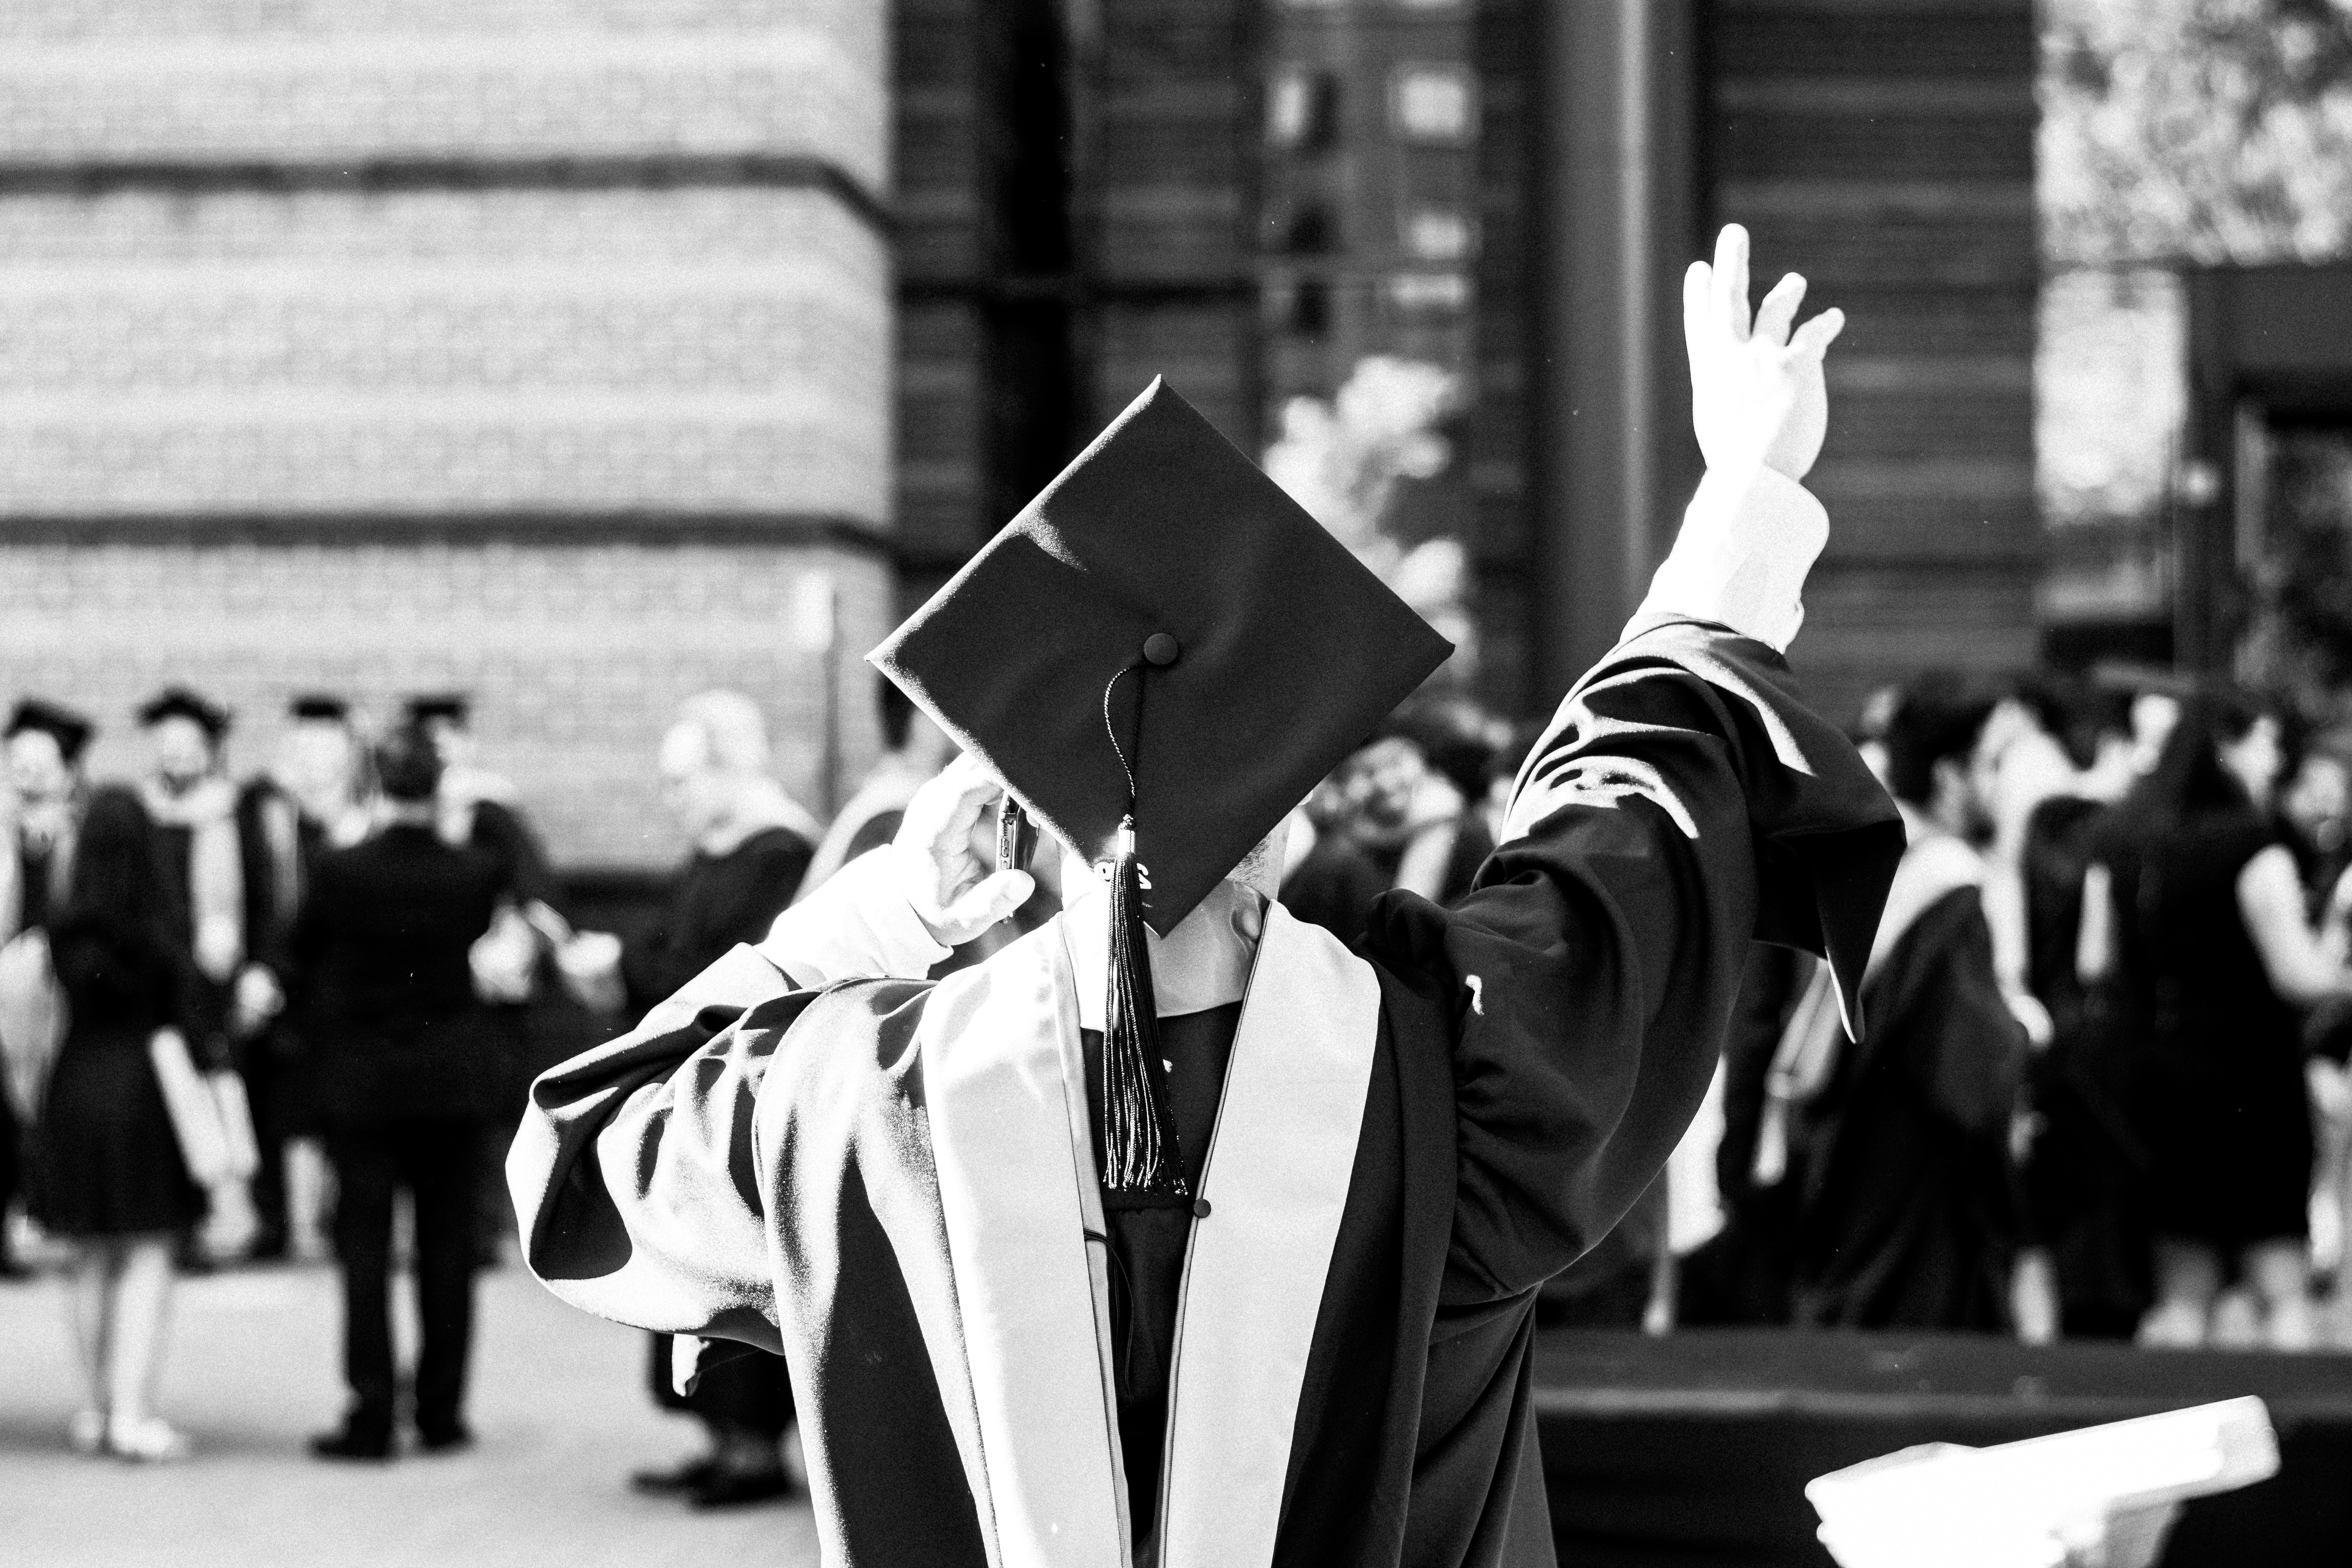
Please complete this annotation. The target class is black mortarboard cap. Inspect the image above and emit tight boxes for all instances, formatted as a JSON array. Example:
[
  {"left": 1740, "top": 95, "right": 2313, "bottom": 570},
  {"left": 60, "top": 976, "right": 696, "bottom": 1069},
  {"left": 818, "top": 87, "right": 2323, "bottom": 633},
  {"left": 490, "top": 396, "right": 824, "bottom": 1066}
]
[
  {"left": 137, "top": 686, "right": 232, "bottom": 740},
  {"left": 288, "top": 694, "right": 350, "bottom": 724},
  {"left": 873, "top": 378, "right": 1453, "bottom": 937},
  {"left": 405, "top": 692, "right": 472, "bottom": 727},
  {"left": 871, "top": 379, "right": 1452, "bottom": 1201},
  {"left": 5, "top": 699, "right": 96, "bottom": 764}
]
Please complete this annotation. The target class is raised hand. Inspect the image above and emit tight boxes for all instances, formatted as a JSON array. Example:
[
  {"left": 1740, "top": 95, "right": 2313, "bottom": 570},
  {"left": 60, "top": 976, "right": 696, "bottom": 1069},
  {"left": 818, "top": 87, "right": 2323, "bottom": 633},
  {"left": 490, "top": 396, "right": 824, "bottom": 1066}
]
[
  {"left": 1684, "top": 223, "right": 1844, "bottom": 482},
  {"left": 890, "top": 753, "right": 1035, "bottom": 946}
]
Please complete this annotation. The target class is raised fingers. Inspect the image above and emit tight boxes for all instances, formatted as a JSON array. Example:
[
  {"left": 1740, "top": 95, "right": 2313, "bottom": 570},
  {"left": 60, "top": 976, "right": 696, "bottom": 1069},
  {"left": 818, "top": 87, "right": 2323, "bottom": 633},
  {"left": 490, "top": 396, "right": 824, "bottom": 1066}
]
[
  {"left": 1752, "top": 272, "right": 1807, "bottom": 348},
  {"left": 1713, "top": 224, "right": 1751, "bottom": 343},
  {"left": 1788, "top": 306, "right": 1847, "bottom": 361},
  {"left": 1682, "top": 259, "right": 1714, "bottom": 362}
]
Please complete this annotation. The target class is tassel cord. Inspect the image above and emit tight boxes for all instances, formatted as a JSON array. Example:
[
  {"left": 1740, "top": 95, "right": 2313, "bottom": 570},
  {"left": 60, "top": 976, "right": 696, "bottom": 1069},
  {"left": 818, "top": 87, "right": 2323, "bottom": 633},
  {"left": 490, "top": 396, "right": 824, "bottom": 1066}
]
[{"left": 1098, "top": 664, "right": 1188, "bottom": 1198}]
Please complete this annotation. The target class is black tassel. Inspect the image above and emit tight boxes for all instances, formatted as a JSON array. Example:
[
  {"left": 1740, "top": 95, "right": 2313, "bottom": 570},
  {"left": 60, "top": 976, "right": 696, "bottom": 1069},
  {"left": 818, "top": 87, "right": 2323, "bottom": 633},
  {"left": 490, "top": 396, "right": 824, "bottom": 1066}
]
[{"left": 1100, "top": 815, "right": 1187, "bottom": 1198}]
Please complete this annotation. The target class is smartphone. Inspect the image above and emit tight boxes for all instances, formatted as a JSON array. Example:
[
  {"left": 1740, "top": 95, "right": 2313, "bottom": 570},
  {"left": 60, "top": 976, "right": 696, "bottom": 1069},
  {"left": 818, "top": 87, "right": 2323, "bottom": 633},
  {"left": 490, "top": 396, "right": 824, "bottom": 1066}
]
[{"left": 995, "top": 797, "right": 1038, "bottom": 872}]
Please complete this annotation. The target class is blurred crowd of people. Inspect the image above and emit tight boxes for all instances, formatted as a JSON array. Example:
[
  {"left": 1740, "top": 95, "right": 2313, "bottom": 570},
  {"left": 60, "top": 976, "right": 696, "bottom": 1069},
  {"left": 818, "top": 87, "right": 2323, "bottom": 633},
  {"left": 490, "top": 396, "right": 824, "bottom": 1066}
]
[
  {"left": 7, "top": 655, "right": 2351, "bottom": 1485},
  {"left": 0, "top": 686, "right": 573, "bottom": 1465},
  {"left": 1655, "top": 668, "right": 2352, "bottom": 1355}
]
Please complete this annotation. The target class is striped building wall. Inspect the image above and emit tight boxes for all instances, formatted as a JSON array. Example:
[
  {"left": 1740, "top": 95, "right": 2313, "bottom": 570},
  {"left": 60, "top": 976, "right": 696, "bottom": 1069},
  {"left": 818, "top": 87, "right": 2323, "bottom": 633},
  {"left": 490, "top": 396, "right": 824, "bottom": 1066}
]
[
  {"left": 0, "top": 2, "right": 895, "bottom": 870},
  {"left": 892, "top": 0, "right": 1259, "bottom": 591},
  {"left": 1712, "top": 0, "right": 2042, "bottom": 716}
]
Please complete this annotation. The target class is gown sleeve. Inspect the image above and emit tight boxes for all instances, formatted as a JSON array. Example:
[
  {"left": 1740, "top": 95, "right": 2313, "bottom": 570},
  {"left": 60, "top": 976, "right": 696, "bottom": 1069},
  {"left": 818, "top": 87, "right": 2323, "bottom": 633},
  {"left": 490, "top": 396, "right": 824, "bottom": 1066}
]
[
  {"left": 1363, "top": 618, "right": 1904, "bottom": 1304},
  {"left": 509, "top": 851, "right": 952, "bottom": 1341}
]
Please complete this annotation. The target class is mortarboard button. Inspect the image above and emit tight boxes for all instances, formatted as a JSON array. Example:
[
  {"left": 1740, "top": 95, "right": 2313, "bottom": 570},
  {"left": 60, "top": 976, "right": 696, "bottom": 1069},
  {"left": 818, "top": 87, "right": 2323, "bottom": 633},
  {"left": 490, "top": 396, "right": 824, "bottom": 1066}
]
[
  {"left": 1142, "top": 632, "right": 1181, "bottom": 668},
  {"left": 1192, "top": 1197, "right": 1212, "bottom": 1219}
]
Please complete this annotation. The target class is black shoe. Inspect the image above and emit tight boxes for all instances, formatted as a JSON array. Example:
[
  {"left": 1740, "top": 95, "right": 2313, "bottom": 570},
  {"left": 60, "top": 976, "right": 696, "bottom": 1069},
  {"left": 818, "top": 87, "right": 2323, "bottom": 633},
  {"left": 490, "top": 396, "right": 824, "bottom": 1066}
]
[
  {"left": 416, "top": 1424, "right": 474, "bottom": 1455},
  {"left": 0, "top": 1256, "right": 32, "bottom": 1281},
  {"left": 631, "top": 1455, "right": 719, "bottom": 1495},
  {"left": 310, "top": 1425, "right": 394, "bottom": 1462},
  {"left": 689, "top": 1466, "right": 793, "bottom": 1509}
]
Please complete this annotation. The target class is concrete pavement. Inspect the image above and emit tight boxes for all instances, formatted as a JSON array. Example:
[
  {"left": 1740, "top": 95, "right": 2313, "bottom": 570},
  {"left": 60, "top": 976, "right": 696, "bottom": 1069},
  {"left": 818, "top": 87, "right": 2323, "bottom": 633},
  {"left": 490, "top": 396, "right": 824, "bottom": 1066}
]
[{"left": 0, "top": 1261, "right": 820, "bottom": 1568}]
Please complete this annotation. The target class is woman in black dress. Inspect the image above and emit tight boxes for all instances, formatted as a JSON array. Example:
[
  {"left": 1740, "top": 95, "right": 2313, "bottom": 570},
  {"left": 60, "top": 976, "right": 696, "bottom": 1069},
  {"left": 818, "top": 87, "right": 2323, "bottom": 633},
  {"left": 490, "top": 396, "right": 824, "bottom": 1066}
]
[
  {"left": 2082, "top": 691, "right": 2352, "bottom": 1350},
  {"left": 31, "top": 786, "right": 211, "bottom": 1459}
]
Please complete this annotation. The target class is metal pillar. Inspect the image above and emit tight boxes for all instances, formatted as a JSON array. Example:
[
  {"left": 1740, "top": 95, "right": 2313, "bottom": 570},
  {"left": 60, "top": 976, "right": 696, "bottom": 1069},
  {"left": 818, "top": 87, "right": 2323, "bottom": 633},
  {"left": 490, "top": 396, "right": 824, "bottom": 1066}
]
[{"left": 1527, "top": 0, "right": 1701, "bottom": 698}]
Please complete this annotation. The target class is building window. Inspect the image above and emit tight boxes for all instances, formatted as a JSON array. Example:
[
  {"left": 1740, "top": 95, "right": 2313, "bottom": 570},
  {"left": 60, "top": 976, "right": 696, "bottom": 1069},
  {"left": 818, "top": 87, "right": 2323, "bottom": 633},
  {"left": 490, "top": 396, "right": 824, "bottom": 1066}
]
[
  {"left": 1388, "top": 272, "right": 1470, "bottom": 314},
  {"left": 1278, "top": 203, "right": 1341, "bottom": 255},
  {"left": 1403, "top": 208, "right": 1474, "bottom": 262},
  {"left": 1269, "top": 70, "right": 1341, "bottom": 151},
  {"left": 1290, "top": 279, "right": 1334, "bottom": 337},
  {"left": 1389, "top": 65, "right": 1474, "bottom": 144}
]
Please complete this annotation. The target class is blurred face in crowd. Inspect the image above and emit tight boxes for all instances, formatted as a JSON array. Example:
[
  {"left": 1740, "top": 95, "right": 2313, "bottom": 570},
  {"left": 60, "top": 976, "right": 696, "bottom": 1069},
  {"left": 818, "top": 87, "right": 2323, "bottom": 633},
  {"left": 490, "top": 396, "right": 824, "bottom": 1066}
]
[
  {"left": 5, "top": 730, "right": 73, "bottom": 808},
  {"left": 659, "top": 721, "right": 739, "bottom": 843},
  {"left": 1339, "top": 738, "right": 1425, "bottom": 836},
  {"left": 2130, "top": 692, "right": 2182, "bottom": 777},
  {"left": 148, "top": 714, "right": 216, "bottom": 792},
  {"left": 1966, "top": 698, "right": 2069, "bottom": 832},
  {"left": 423, "top": 716, "right": 474, "bottom": 770},
  {"left": 2283, "top": 753, "right": 2350, "bottom": 855},
  {"left": 275, "top": 721, "right": 359, "bottom": 823},
  {"left": 2218, "top": 713, "right": 2285, "bottom": 812}
]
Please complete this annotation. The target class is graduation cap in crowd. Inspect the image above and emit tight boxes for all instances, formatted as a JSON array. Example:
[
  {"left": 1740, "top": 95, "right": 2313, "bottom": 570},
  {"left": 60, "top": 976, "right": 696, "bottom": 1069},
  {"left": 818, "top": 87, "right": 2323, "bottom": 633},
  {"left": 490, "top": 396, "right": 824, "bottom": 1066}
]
[
  {"left": 404, "top": 693, "right": 472, "bottom": 729},
  {"left": 137, "top": 686, "right": 232, "bottom": 742},
  {"left": 4, "top": 699, "right": 96, "bottom": 765},
  {"left": 288, "top": 694, "right": 351, "bottom": 724},
  {"left": 872, "top": 378, "right": 1451, "bottom": 1201}
]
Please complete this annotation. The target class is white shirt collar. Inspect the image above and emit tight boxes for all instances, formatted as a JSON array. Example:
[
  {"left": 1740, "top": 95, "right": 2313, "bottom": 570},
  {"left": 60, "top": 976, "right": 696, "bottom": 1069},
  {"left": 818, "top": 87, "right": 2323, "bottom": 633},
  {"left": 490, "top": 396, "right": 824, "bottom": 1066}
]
[{"left": 1060, "top": 877, "right": 1265, "bottom": 1032}]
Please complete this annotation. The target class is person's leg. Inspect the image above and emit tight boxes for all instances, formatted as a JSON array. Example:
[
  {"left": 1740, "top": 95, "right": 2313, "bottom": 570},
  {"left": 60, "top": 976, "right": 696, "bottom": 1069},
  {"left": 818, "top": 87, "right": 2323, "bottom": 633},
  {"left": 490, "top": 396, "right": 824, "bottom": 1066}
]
[
  {"left": 2245, "top": 1239, "right": 2316, "bottom": 1351},
  {"left": 2138, "top": 1238, "right": 2223, "bottom": 1347},
  {"left": 64, "top": 1240, "right": 119, "bottom": 1446},
  {"left": 0, "top": 1091, "right": 25, "bottom": 1277},
  {"left": 240, "top": 1045, "right": 290, "bottom": 1259},
  {"left": 402, "top": 1120, "right": 484, "bottom": 1445},
  {"left": 686, "top": 1350, "right": 794, "bottom": 1506},
  {"left": 632, "top": 1332, "right": 718, "bottom": 1494},
  {"left": 319, "top": 1126, "right": 399, "bottom": 1451},
  {"left": 103, "top": 1237, "right": 177, "bottom": 1424}
]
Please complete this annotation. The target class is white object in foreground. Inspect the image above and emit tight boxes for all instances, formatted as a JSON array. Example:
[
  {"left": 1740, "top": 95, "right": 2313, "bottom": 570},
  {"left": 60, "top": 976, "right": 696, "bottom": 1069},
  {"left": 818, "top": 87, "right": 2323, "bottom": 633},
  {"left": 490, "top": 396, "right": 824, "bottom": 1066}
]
[{"left": 1808, "top": 1396, "right": 2278, "bottom": 1568}]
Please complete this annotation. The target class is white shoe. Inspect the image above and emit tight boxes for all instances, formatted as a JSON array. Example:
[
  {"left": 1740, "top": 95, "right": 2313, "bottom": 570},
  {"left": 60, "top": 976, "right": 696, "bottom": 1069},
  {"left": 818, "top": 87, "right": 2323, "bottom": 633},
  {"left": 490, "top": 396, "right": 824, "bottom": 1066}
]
[
  {"left": 107, "top": 1414, "right": 191, "bottom": 1463},
  {"left": 67, "top": 1408, "right": 105, "bottom": 1455}
]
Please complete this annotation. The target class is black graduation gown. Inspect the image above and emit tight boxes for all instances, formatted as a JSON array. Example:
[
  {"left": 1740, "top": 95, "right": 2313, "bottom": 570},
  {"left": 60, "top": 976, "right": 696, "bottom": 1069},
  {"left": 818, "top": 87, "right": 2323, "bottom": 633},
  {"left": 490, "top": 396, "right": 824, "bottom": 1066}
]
[
  {"left": 1789, "top": 884, "right": 2029, "bottom": 1332},
  {"left": 510, "top": 621, "right": 1899, "bottom": 1568},
  {"left": 619, "top": 824, "right": 813, "bottom": 1013},
  {"left": 2018, "top": 795, "right": 2151, "bottom": 1337}
]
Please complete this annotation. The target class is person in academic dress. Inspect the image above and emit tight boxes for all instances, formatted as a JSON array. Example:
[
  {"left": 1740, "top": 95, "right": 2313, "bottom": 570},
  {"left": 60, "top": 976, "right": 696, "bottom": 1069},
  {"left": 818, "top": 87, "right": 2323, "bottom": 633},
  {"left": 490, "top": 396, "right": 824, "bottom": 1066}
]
[
  {"left": 230, "top": 693, "right": 375, "bottom": 1256},
  {"left": 1, "top": 699, "right": 98, "bottom": 1279},
  {"left": 797, "top": 676, "right": 959, "bottom": 900},
  {"left": 134, "top": 689, "right": 276, "bottom": 1262},
  {"left": 293, "top": 728, "right": 504, "bottom": 1459},
  {"left": 2011, "top": 686, "right": 2153, "bottom": 1339},
  {"left": 403, "top": 693, "right": 584, "bottom": 1261},
  {"left": 605, "top": 689, "right": 817, "bottom": 1507},
  {"left": 511, "top": 227, "right": 1902, "bottom": 1568},
  {"left": 1766, "top": 678, "right": 2033, "bottom": 1333}
]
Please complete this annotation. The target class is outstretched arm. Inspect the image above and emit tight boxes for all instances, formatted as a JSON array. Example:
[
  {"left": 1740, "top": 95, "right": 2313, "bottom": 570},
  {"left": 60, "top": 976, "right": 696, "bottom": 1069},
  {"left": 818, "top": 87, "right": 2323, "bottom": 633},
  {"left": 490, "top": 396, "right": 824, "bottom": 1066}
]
[
  {"left": 1374, "top": 227, "right": 1898, "bottom": 1303},
  {"left": 509, "top": 762, "right": 1032, "bottom": 1335}
]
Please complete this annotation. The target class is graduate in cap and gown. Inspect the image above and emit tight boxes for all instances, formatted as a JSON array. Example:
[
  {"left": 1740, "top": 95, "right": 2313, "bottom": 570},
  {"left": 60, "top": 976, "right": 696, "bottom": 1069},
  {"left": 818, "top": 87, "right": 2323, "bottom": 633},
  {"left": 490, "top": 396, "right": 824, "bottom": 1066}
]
[
  {"left": 2, "top": 699, "right": 99, "bottom": 1277},
  {"left": 136, "top": 691, "right": 273, "bottom": 1067},
  {"left": 223, "top": 693, "right": 371, "bottom": 1257},
  {"left": 1761, "top": 679, "right": 2034, "bottom": 1333},
  {"left": 512, "top": 225, "right": 1902, "bottom": 1567}
]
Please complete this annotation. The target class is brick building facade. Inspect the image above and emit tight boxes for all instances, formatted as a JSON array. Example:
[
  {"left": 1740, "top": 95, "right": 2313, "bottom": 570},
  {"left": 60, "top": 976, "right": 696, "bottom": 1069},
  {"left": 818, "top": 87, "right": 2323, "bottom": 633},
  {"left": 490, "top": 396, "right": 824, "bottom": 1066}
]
[
  {"left": 4, "top": 0, "right": 2041, "bottom": 869},
  {"left": 0, "top": 2, "right": 893, "bottom": 870}
]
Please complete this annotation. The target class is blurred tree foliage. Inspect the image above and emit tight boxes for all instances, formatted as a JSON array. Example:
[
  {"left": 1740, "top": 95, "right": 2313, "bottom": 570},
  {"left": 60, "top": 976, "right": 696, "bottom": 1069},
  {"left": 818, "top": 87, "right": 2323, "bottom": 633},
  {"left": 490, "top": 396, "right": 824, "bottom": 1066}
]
[
  {"left": 2245, "top": 431, "right": 2352, "bottom": 716},
  {"left": 2046, "top": 1, "right": 2352, "bottom": 708},
  {"left": 2043, "top": 0, "right": 2352, "bottom": 266}
]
